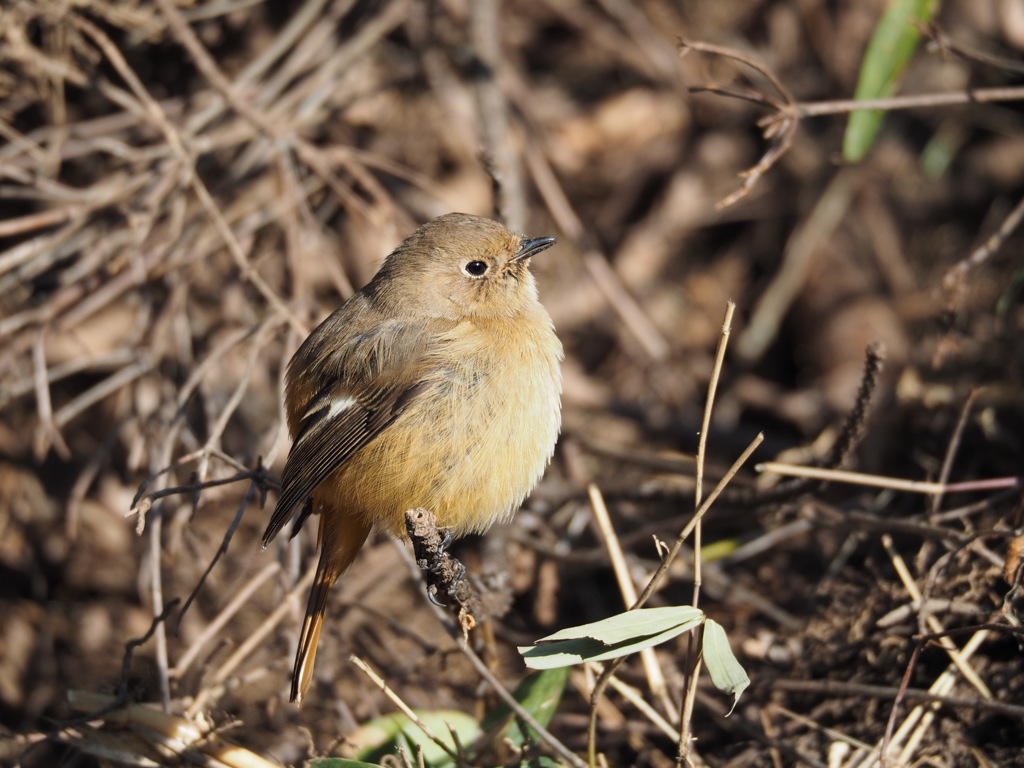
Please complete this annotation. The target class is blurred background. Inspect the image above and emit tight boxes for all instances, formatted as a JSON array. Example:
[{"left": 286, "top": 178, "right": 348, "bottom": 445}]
[{"left": 2, "top": 1, "right": 1023, "bottom": 766}]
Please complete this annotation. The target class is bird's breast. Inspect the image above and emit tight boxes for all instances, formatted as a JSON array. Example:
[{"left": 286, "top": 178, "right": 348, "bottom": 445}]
[{"left": 321, "top": 312, "right": 562, "bottom": 537}]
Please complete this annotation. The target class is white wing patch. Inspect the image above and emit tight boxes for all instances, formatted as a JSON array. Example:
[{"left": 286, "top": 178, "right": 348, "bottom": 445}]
[
  {"left": 303, "top": 394, "right": 358, "bottom": 422},
  {"left": 325, "top": 395, "right": 357, "bottom": 421}
]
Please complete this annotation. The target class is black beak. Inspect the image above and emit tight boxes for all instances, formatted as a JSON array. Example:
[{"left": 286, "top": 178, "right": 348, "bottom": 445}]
[{"left": 514, "top": 236, "right": 557, "bottom": 262}]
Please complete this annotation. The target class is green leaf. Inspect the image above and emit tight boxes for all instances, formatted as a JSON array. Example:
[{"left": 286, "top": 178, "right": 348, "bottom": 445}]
[
  {"left": 481, "top": 668, "right": 569, "bottom": 748},
  {"left": 344, "top": 710, "right": 480, "bottom": 768},
  {"left": 996, "top": 267, "right": 1024, "bottom": 318},
  {"left": 519, "top": 607, "right": 704, "bottom": 670},
  {"left": 533, "top": 606, "right": 704, "bottom": 645},
  {"left": 702, "top": 619, "right": 750, "bottom": 715},
  {"left": 700, "top": 538, "right": 742, "bottom": 562},
  {"left": 842, "top": 0, "right": 942, "bottom": 162},
  {"left": 310, "top": 761, "right": 385, "bottom": 768},
  {"left": 919, "top": 119, "right": 967, "bottom": 179}
]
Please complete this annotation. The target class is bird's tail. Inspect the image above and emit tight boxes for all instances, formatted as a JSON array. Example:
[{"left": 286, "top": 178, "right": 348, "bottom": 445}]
[{"left": 290, "top": 512, "right": 371, "bottom": 703}]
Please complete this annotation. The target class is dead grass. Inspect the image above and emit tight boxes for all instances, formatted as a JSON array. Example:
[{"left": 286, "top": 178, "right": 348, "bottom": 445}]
[{"left": 2, "top": 1, "right": 1024, "bottom": 766}]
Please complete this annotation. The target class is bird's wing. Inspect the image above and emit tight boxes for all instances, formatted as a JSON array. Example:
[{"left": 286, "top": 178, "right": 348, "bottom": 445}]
[{"left": 262, "top": 321, "right": 435, "bottom": 547}]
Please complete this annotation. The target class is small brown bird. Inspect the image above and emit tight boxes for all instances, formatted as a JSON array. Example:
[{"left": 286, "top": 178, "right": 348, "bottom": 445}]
[{"left": 264, "top": 213, "right": 563, "bottom": 702}]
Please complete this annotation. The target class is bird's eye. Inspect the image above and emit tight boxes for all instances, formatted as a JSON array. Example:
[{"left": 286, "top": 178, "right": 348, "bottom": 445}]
[{"left": 463, "top": 260, "right": 489, "bottom": 277}]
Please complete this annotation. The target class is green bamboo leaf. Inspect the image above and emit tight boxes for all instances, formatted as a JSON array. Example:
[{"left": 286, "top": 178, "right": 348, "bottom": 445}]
[
  {"left": 702, "top": 619, "right": 750, "bottom": 715},
  {"left": 843, "top": 0, "right": 942, "bottom": 162},
  {"left": 482, "top": 668, "right": 569, "bottom": 748},
  {"left": 344, "top": 710, "right": 479, "bottom": 768},
  {"left": 533, "top": 606, "right": 704, "bottom": 645},
  {"left": 996, "top": 267, "right": 1024, "bottom": 318},
  {"left": 519, "top": 607, "right": 704, "bottom": 670}
]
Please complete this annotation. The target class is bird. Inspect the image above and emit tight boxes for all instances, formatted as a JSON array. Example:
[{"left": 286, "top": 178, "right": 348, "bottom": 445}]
[{"left": 263, "top": 212, "right": 563, "bottom": 702}]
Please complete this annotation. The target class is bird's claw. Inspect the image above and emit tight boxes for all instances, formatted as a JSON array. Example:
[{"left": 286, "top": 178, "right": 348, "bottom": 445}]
[{"left": 437, "top": 528, "right": 454, "bottom": 556}]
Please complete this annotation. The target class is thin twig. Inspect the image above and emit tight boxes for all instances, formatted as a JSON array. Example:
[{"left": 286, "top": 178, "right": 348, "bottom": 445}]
[
  {"left": 929, "top": 388, "right": 979, "bottom": 517},
  {"left": 350, "top": 655, "right": 469, "bottom": 767},
  {"left": 773, "top": 677, "right": 1024, "bottom": 720},
  {"left": 881, "top": 535, "right": 992, "bottom": 700},
  {"left": 19, "top": 598, "right": 182, "bottom": 768},
  {"left": 635, "top": 433, "right": 764, "bottom": 610},
  {"left": 695, "top": 692, "right": 828, "bottom": 768},
  {"left": 682, "top": 37, "right": 1024, "bottom": 209},
  {"left": 679, "top": 39, "right": 797, "bottom": 209},
  {"left": 793, "top": 86, "right": 1024, "bottom": 117},
  {"left": 736, "top": 171, "right": 859, "bottom": 364},
  {"left": 523, "top": 139, "right": 670, "bottom": 360},
  {"left": 394, "top": 543, "right": 587, "bottom": 768},
  {"left": 172, "top": 562, "right": 280, "bottom": 679},
  {"left": 173, "top": 477, "right": 262, "bottom": 632},
  {"left": 756, "top": 463, "right": 1019, "bottom": 495},
  {"left": 678, "top": 302, "right": 733, "bottom": 766},
  {"left": 31, "top": 329, "right": 70, "bottom": 460},
  {"left": 187, "top": 562, "right": 317, "bottom": 714},
  {"left": 586, "top": 431, "right": 764, "bottom": 767},
  {"left": 941, "top": 191, "right": 1024, "bottom": 317},
  {"left": 470, "top": 0, "right": 526, "bottom": 231},
  {"left": 847, "top": 617, "right": 992, "bottom": 768},
  {"left": 587, "top": 485, "right": 674, "bottom": 719},
  {"left": 131, "top": 464, "right": 278, "bottom": 517},
  {"left": 70, "top": 13, "right": 307, "bottom": 335}
]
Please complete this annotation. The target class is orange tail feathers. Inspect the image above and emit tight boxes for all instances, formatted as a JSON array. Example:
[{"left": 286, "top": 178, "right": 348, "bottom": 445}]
[{"left": 291, "top": 510, "right": 372, "bottom": 703}]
